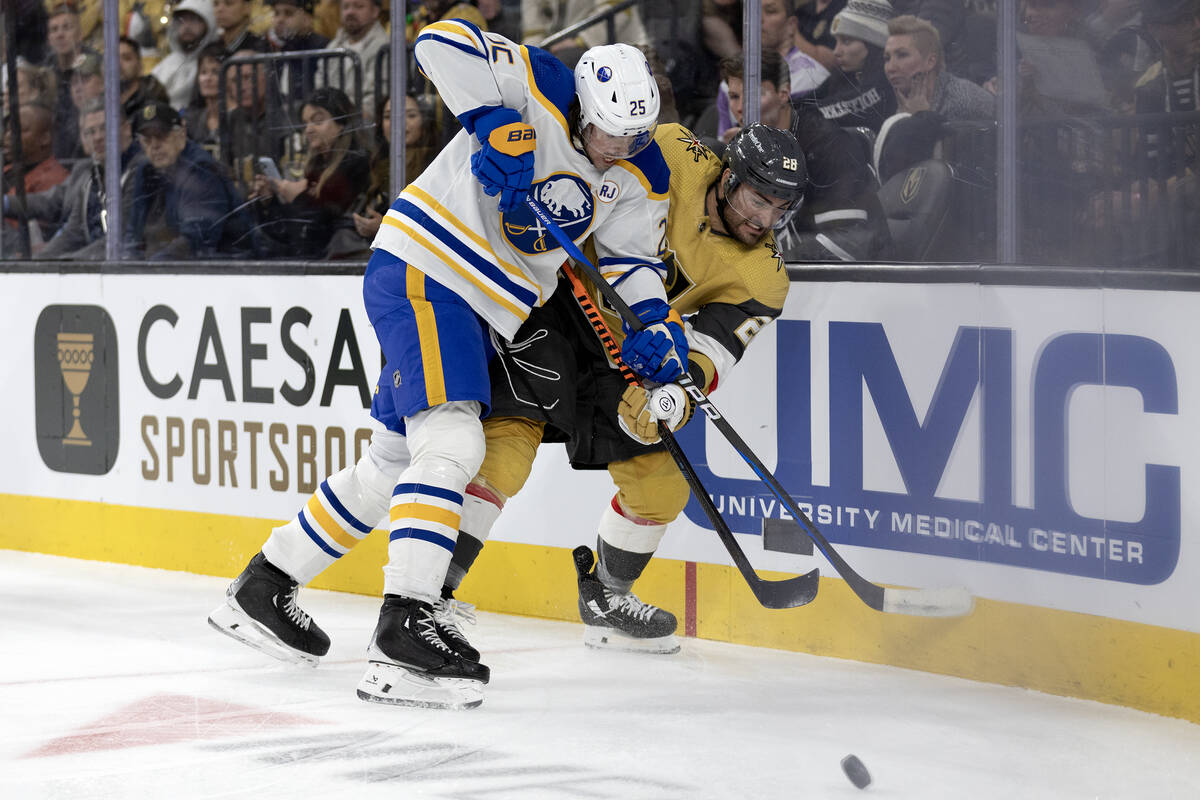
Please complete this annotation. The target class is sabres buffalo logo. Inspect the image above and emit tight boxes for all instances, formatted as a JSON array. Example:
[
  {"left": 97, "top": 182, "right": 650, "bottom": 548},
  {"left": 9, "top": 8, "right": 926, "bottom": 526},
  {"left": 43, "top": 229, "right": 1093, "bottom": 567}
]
[{"left": 502, "top": 174, "right": 594, "bottom": 255}]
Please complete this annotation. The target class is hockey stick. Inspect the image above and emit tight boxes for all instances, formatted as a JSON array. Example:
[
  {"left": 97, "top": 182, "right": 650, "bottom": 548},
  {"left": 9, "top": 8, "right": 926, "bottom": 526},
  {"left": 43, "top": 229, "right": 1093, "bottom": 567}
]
[
  {"left": 563, "top": 264, "right": 819, "bottom": 609},
  {"left": 528, "top": 196, "right": 973, "bottom": 617}
]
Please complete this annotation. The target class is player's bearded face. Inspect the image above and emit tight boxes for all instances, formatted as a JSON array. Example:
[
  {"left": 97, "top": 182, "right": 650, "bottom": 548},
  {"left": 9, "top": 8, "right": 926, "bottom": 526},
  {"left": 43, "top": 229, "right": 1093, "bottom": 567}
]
[
  {"left": 581, "top": 124, "right": 654, "bottom": 169},
  {"left": 723, "top": 184, "right": 792, "bottom": 244}
]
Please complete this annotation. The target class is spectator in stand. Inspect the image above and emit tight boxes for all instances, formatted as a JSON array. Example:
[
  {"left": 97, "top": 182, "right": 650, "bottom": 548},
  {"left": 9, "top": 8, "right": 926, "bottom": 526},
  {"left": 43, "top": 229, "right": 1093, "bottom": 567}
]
[
  {"left": 1134, "top": 0, "right": 1200, "bottom": 115},
  {"left": 323, "top": 0, "right": 389, "bottom": 118},
  {"left": 722, "top": 50, "right": 892, "bottom": 260},
  {"left": 225, "top": 45, "right": 289, "bottom": 185},
  {"left": 45, "top": 4, "right": 88, "bottom": 75},
  {"left": 215, "top": 0, "right": 268, "bottom": 53},
  {"left": 1084, "top": 0, "right": 1200, "bottom": 249},
  {"left": 884, "top": 14, "right": 994, "bottom": 119},
  {"left": 119, "top": 35, "right": 171, "bottom": 119},
  {"left": 795, "top": 0, "right": 848, "bottom": 70},
  {"left": 812, "top": 0, "right": 898, "bottom": 130},
  {"left": 266, "top": 0, "right": 331, "bottom": 106},
  {"left": 717, "top": 0, "right": 831, "bottom": 140},
  {"left": 25, "top": 101, "right": 145, "bottom": 259},
  {"left": 69, "top": 54, "right": 105, "bottom": 117},
  {"left": 3, "top": 103, "right": 70, "bottom": 250},
  {"left": 348, "top": 92, "right": 441, "bottom": 248},
  {"left": 153, "top": 0, "right": 221, "bottom": 109},
  {"left": 125, "top": 100, "right": 247, "bottom": 258},
  {"left": 184, "top": 43, "right": 230, "bottom": 160},
  {"left": 45, "top": 3, "right": 93, "bottom": 161},
  {"left": 250, "top": 86, "right": 369, "bottom": 258},
  {"left": 718, "top": 53, "right": 796, "bottom": 144}
]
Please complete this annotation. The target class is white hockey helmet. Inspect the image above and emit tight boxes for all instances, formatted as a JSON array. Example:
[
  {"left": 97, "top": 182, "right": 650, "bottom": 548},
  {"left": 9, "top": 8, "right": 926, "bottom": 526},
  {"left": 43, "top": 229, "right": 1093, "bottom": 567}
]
[{"left": 574, "top": 43, "right": 660, "bottom": 159}]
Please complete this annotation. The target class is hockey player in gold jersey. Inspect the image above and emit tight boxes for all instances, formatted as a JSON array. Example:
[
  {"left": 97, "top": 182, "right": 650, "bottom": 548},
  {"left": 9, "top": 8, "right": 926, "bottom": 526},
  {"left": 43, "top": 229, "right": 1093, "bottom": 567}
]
[{"left": 446, "top": 122, "right": 808, "bottom": 653}]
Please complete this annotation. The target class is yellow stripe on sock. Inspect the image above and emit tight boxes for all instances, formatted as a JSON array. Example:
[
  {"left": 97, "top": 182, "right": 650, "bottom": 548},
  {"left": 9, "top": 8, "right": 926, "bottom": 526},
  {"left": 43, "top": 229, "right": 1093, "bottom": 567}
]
[
  {"left": 305, "top": 496, "right": 360, "bottom": 550},
  {"left": 390, "top": 501, "right": 461, "bottom": 530}
]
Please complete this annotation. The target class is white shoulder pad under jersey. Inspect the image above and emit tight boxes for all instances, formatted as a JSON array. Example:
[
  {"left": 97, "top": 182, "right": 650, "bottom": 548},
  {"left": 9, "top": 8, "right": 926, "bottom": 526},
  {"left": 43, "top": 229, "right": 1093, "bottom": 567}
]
[{"left": 371, "top": 19, "right": 670, "bottom": 340}]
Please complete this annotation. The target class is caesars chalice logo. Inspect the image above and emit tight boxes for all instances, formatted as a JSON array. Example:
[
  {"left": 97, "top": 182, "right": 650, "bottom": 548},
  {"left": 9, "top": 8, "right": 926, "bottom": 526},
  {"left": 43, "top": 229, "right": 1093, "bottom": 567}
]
[{"left": 56, "top": 332, "right": 95, "bottom": 446}]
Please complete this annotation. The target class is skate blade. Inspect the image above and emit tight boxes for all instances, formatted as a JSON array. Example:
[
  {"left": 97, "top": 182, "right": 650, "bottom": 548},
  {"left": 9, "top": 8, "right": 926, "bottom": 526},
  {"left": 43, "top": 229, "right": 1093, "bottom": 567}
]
[
  {"left": 207, "top": 602, "right": 319, "bottom": 667},
  {"left": 356, "top": 659, "right": 484, "bottom": 710},
  {"left": 583, "top": 625, "right": 681, "bottom": 655}
]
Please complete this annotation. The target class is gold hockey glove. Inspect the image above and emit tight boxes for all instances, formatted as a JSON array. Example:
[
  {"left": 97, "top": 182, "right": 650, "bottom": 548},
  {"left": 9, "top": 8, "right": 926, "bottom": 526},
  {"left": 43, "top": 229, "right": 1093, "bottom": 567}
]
[{"left": 617, "top": 383, "right": 695, "bottom": 445}]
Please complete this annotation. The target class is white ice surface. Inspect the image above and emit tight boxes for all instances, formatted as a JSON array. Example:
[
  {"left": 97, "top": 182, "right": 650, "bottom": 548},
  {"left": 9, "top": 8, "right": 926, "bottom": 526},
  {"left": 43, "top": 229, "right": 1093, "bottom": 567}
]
[{"left": 2, "top": 552, "right": 1198, "bottom": 800}]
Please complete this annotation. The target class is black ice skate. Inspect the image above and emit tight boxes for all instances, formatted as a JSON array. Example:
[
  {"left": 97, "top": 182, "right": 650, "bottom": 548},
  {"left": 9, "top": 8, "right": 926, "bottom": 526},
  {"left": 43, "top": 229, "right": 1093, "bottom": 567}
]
[
  {"left": 207, "top": 552, "right": 331, "bottom": 666},
  {"left": 357, "top": 594, "right": 490, "bottom": 710},
  {"left": 573, "top": 546, "right": 680, "bottom": 654},
  {"left": 433, "top": 587, "right": 481, "bottom": 662}
]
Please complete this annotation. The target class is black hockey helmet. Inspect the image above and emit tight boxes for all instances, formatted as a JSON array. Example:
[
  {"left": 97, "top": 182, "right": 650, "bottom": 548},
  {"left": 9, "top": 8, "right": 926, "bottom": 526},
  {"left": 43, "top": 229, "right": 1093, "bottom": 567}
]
[{"left": 722, "top": 123, "right": 807, "bottom": 211}]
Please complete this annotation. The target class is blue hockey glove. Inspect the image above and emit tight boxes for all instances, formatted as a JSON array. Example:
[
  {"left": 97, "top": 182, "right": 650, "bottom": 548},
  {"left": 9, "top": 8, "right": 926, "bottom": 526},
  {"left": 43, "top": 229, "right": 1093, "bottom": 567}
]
[
  {"left": 470, "top": 107, "right": 536, "bottom": 214},
  {"left": 620, "top": 299, "right": 689, "bottom": 383}
]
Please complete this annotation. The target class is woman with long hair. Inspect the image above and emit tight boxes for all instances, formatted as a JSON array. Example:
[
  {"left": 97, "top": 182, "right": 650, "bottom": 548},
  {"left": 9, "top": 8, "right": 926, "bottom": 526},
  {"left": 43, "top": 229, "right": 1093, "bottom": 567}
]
[
  {"left": 252, "top": 86, "right": 370, "bottom": 257},
  {"left": 350, "top": 92, "right": 442, "bottom": 244},
  {"left": 183, "top": 43, "right": 228, "bottom": 159}
]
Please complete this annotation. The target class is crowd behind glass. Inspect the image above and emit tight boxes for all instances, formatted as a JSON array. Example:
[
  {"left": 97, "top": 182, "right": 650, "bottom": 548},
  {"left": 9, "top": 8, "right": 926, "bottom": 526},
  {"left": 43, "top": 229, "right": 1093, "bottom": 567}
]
[{"left": 2, "top": 0, "right": 1197, "bottom": 268}]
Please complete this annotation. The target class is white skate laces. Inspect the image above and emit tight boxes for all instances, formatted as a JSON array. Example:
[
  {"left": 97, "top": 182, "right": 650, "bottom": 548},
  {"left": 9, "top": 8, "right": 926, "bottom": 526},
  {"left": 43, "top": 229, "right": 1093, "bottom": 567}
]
[
  {"left": 434, "top": 598, "right": 477, "bottom": 642},
  {"left": 416, "top": 606, "right": 455, "bottom": 654},
  {"left": 279, "top": 586, "right": 312, "bottom": 630},
  {"left": 603, "top": 588, "right": 658, "bottom": 623}
]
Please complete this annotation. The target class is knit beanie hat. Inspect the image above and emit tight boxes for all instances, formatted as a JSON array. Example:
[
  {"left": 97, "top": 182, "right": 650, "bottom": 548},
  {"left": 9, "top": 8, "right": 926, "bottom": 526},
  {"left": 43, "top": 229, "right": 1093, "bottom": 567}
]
[{"left": 831, "top": 0, "right": 895, "bottom": 49}]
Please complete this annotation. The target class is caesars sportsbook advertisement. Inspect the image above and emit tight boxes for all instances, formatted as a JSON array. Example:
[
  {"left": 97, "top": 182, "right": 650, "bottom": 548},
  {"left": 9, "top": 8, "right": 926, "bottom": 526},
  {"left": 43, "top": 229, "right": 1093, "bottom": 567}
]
[{"left": 3, "top": 272, "right": 1197, "bottom": 633}]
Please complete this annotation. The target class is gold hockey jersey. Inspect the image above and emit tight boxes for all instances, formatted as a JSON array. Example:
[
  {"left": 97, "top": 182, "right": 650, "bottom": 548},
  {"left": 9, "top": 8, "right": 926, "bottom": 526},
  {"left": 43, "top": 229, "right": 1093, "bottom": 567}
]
[{"left": 587, "top": 123, "right": 790, "bottom": 391}]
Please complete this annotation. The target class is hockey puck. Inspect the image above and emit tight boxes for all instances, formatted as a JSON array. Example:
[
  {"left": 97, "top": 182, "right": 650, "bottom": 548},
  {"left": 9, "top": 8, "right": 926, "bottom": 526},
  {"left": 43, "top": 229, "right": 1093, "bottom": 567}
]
[{"left": 841, "top": 754, "right": 871, "bottom": 789}]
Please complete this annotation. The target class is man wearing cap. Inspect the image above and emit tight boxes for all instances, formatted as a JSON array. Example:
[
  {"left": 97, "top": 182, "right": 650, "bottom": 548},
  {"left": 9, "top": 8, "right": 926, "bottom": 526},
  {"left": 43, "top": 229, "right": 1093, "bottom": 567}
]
[
  {"left": 152, "top": 0, "right": 221, "bottom": 109},
  {"left": 812, "top": 0, "right": 897, "bottom": 130},
  {"left": 124, "top": 101, "right": 245, "bottom": 258},
  {"left": 321, "top": 0, "right": 388, "bottom": 116}
]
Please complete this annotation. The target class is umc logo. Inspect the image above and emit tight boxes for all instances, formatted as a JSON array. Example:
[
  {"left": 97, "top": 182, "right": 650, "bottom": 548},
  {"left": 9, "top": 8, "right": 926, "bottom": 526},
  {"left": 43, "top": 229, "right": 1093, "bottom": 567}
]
[
  {"left": 34, "top": 306, "right": 119, "bottom": 474},
  {"left": 678, "top": 321, "right": 1182, "bottom": 585},
  {"left": 502, "top": 174, "right": 594, "bottom": 254}
]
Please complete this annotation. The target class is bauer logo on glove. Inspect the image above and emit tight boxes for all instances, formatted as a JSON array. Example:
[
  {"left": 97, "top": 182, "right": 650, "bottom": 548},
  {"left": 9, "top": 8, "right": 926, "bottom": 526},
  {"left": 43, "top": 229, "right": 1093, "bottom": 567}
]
[
  {"left": 471, "top": 107, "right": 537, "bottom": 213},
  {"left": 490, "top": 122, "right": 537, "bottom": 156}
]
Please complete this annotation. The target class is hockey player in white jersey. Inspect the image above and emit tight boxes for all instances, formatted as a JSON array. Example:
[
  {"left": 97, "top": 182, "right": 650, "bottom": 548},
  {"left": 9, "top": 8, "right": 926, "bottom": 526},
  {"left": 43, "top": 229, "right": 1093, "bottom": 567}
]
[{"left": 208, "top": 24, "right": 687, "bottom": 710}]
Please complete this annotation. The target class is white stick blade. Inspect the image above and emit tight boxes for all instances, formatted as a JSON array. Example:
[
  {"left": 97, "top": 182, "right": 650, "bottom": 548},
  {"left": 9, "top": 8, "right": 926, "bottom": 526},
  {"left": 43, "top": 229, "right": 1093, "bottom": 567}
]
[{"left": 882, "top": 586, "right": 975, "bottom": 617}]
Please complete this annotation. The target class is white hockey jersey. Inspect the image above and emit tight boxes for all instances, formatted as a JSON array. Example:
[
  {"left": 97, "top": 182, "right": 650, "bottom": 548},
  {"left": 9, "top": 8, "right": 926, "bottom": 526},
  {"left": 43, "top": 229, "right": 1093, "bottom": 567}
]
[{"left": 371, "top": 19, "right": 671, "bottom": 340}]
